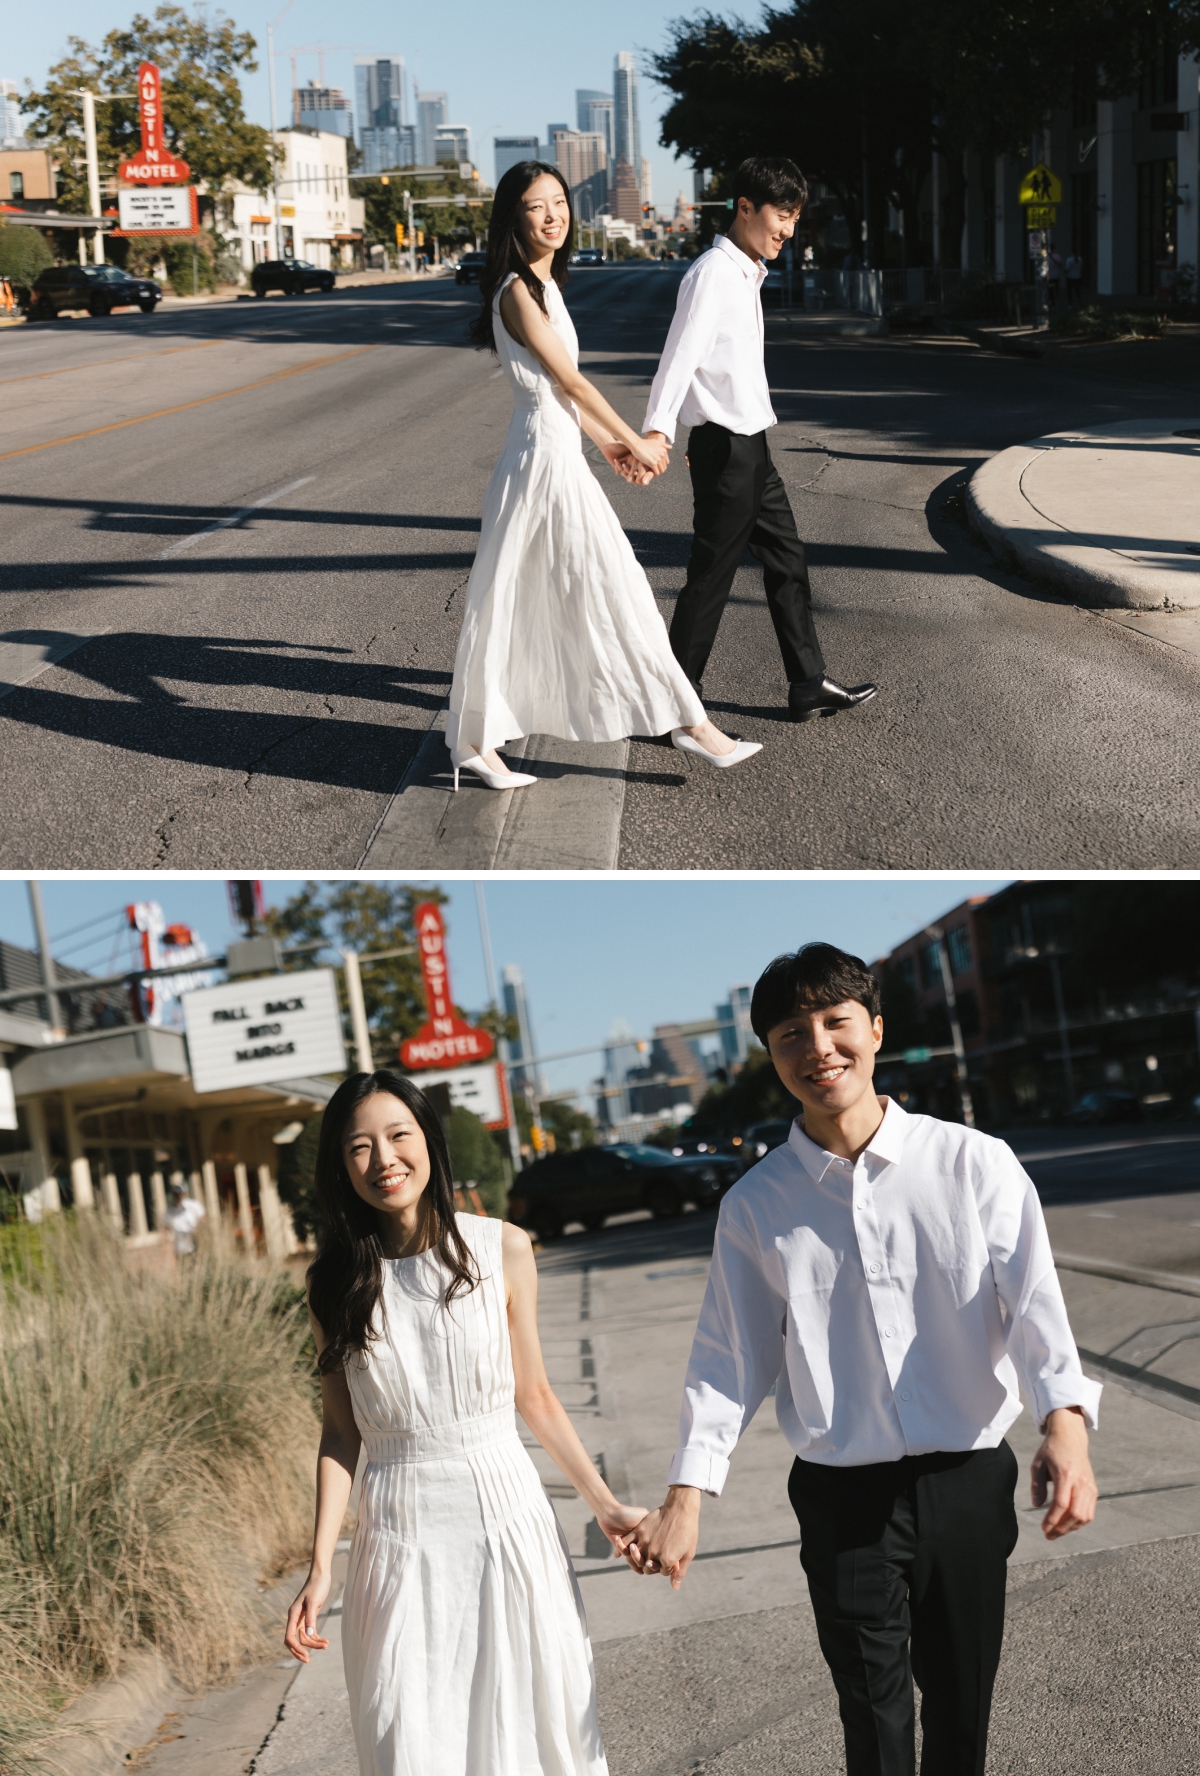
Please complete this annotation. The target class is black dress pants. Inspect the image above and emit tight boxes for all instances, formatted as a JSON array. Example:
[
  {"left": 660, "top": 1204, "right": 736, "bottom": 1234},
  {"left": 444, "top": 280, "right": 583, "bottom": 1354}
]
[
  {"left": 788, "top": 1444, "right": 1019, "bottom": 1776},
  {"left": 668, "top": 421, "right": 826, "bottom": 694}
]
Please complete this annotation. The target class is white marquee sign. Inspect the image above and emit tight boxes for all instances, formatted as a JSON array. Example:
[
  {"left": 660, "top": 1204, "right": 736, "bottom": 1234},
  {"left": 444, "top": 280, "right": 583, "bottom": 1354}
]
[
  {"left": 410, "top": 1062, "right": 508, "bottom": 1128},
  {"left": 182, "top": 968, "right": 346, "bottom": 1094},
  {"left": 117, "top": 187, "right": 198, "bottom": 234}
]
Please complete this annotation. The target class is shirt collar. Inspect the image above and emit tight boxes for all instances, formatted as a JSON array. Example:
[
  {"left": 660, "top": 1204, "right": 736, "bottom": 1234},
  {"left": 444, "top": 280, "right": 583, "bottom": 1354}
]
[
  {"left": 787, "top": 1095, "right": 910, "bottom": 1181},
  {"left": 713, "top": 231, "right": 767, "bottom": 285}
]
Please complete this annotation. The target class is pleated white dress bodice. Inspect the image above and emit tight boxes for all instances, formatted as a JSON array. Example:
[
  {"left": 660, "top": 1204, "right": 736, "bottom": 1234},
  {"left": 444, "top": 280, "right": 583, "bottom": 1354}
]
[
  {"left": 341, "top": 1214, "right": 608, "bottom": 1776},
  {"left": 445, "top": 273, "right": 704, "bottom": 757}
]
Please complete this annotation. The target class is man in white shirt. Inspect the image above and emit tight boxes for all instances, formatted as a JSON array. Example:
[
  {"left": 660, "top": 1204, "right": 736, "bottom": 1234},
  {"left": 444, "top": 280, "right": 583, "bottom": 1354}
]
[
  {"left": 165, "top": 1179, "right": 205, "bottom": 1258},
  {"left": 642, "top": 158, "right": 877, "bottom": 724},
  {"left": 619, "top": 941, "right": 1099, "bottom": 1776}
]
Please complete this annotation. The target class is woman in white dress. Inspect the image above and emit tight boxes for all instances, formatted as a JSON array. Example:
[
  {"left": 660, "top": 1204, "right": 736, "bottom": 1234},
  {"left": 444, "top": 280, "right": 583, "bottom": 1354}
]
[
  {"left": 285, "top": 1070, "right": 641, "bottom": 1776},
  {"left": 448, "top": 159, "right": 762, "bottom": 790}
]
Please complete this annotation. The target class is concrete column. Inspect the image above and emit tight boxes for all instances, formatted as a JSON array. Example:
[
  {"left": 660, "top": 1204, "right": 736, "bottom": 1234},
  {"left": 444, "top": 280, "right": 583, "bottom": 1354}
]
[
  {"left": 961, "top": 152, "right": 985, "bottom": 274},
  {"left": 149, "top": 1171, "right": 168, "bottom": 1231},
  {"left": 1178, "top": 55, "right": 1199, "bottom": 287},
  {"left": 23, "top": 1098, "right": 61, "bottom": 1213},
  {"left": 1097, "top": 97, "right": 1136, "bottom": 295},
  {"left": 994, "top": 155, "right": 1025, "bottom": 283},
  {"left": 101, "top": 1171, "right": 124, "bottom": 1232},
  {"left": 257, "top": 1164, "right": 287, "bottom": 1262},
  {"left": 63, "top": 1099, "right": 95, "bottom": 1211},
  {"left": 185, "top": 1170, "right": 202, "bottom": 1203},
  {"left": 127, "top": 1172, "right": 150, "bottom": 1239},
  {"left": 233, "top": 1161, "right": 255, "bottom": 1254},
  {"left": 201, "top": 1159, "right": 220, "bottom": 1222}
]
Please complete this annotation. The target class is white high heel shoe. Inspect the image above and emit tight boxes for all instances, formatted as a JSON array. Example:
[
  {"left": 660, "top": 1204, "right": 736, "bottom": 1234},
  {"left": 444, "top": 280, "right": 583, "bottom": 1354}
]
[
  {"left": 671, "top": 729, "right": 763, "bottom": 769},
  {"left": 450, "top": 750, "right": 538, "bottom": 793}
]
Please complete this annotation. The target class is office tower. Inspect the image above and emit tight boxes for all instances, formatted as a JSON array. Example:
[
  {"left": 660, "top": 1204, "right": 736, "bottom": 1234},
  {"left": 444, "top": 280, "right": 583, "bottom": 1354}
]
[
  {"left": 716, "top": 983, "right": 753, "bottom": 1068},
  {"left": 502, "top": 963, "right": 537, "bottom": 1098},
  {"left": 552, "top": 128, "right": 607, "bottom": 219},
  {"left": 435, "top": 124, "right": 472, "bottom": 167},
  {"left": 640, "top": 157, "right": 653, "bottom": 209},
  {"left": 598, "top": 1019, "right": 640, "bottom": 1127},
  {"left": 576, "top": 88, "right": 613, "bottom": 158},
  {"left": 543, "top": 121, "right": 571, "bottom": 161},
  {"left": 494, "top": 135, "right": 540, "bottom": 185},
  {"left": 416, "top": 90, "right": 448, "bottom": 166},
  {"left": 613, "top": 52, "right": 641, "bottom": 187},
  {"left": 293, "top": 80, "right": 353, "bottom": 138},
  {"left": 610, "top": 156, "right": 641, "bottom": 226},
  {"left": 1, "top": 79, "right": 25, "bottom": 148},
  {"left": 355, "top": 57, "right": 413, "bottom": 173}
]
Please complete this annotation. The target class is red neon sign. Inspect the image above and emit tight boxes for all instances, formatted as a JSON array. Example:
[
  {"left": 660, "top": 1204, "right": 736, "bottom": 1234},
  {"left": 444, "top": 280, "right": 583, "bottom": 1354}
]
[
  {"left": 399, "top": 903, "right": 496, "bottom": 1070},
  {"left": 118, "top": 62, "right": 191, "bottom": 183}
]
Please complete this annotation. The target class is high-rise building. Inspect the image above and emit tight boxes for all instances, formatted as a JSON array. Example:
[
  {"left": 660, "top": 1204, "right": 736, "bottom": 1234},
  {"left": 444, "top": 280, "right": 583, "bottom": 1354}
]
[
  {"left": 543, "top": 121, "right": 571, "bottom": 162},
  {"left": 552, "top": 127, "right": 607, "bottom": 220},
  {"left": 613, "top": 52, "right": 641, "bottom": 188},
  {"left": 1, "top": 79, "right": 25, "bottom": 148},
  {"left": 609, "top": 156, "right": 641, "bottom": 227},
  {"left": 293, "top": 80, "right": 353, "bottom": 139},
  {"left": 434, "top": 123, "right": 472, "bottom": 168},
  {"left": 640, "top": 157, "right": 653, "bottom": 210},
  {"left": 502, "top": 963, "right": 538, "bottom": 1098},
  {"left": 716, "top": 983, "right": 754, "bottom": 1069},
  {"left": 597, "top": 1019, "right": 640, "bottom": 1127},
  {"left": 354, "top": 57, "right": 413, "bottom": 173},
  {"left": 416, "top": 90, "right": 448, "bottom": 166},
  {"left": 576, "top": 88, "right": 613, "bottom": 158},
  {"left": 494, "top": 135, "right": 540, "bottom": 186}
]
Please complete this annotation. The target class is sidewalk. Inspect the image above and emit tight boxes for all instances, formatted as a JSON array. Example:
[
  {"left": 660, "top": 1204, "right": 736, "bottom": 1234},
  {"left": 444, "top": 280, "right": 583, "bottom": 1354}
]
[{"left": 967, "top": 419, "right": 1200, "bottom": 649}]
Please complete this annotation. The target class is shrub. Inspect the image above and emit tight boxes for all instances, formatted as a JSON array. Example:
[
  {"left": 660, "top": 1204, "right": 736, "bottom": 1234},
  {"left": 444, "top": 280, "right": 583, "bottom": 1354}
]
[
  {"left": 1050, "top": 303, "right": 1166, "bottom": 341},
  {"left": 0, "top": 1216, "right": 319, "bottom": 1768},
  {"left": 0, "top": 226, "right": 53, "bottom": 285},
  {"left": 444, "top": 1106, "right": 508, "bottom": 1217},
  {"left": 277, "top": 1115, "right": 322, "bottom": 1243}
]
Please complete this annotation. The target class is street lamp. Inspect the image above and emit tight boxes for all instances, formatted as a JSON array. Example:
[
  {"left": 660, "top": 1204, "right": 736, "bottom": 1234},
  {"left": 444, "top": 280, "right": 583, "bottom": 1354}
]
[
  {"left": 72, "top": 87, "right": 134, "bottom": 265},
  {"left": 266, "top": 0, "right": 297, "bottom": 259},
  {"left": 924, "top": 925, "right": 975, "bottom": 1127}
]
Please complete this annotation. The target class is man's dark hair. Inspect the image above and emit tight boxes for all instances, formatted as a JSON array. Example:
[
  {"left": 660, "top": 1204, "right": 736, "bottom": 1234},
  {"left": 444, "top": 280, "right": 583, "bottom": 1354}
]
[
  {"left": 732, "top": 156, "right": 808, "bottom": 215},
  {"left": 750, "top": 943, "right": 881, "bottom": 1044}
]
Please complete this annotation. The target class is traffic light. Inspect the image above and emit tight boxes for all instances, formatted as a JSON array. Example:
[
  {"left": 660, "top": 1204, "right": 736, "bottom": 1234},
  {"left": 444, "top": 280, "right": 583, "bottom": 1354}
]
[
  {"left": 416, "top": 228, "right": 425, "bottom": 247},
  {"left": 395, "top": 222, "right": 405, "bottom": 248},
  {"left": 530, "top": 1124, "right": 546, "bottom": 1152}
]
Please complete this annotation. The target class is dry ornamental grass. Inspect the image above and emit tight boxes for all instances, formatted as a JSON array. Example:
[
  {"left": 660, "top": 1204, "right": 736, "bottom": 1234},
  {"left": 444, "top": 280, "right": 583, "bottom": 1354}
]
[{"left": 0, "top": 1215, "right": 320, "bottom": 1770}]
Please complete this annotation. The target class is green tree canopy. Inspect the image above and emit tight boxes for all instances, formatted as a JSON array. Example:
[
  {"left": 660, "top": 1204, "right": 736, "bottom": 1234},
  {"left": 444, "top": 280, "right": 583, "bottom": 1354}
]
[
  {"left": 22, "top": 5, "right": 276, "bottom": 215},
  {"left": 0, "top": 227, "right": 53, "bottom": 284}
]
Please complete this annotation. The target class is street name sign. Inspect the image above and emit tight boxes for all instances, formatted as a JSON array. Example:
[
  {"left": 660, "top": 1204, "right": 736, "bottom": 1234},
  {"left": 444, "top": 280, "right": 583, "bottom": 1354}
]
[
  {"left": 183, "top": 967, "right": 346, "bottom": 1094},
  {"left": 116, "top": 187, "right": 199, "bottom": 234},
  {"left": 399, "top": 903, "right": 496, "bottom": 1069},
  {"left": 410, "top": 1061, "right": 511, "bottom": 1129},
  {"left": 1018, "top": 163, "right": 1062, "bottom": 206}
]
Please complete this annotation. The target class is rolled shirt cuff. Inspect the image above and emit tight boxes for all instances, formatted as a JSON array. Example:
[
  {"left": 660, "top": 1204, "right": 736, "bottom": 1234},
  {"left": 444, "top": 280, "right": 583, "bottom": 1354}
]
[
  {"left": 641, "top": 410, "right": 677, "bottom": 446},
  {"left": 667, "top": 1446, "right": 730, "bottom": 1495},
  {"left": 1034, "top": 1371, "right": 1102, "bottom": 1432}
]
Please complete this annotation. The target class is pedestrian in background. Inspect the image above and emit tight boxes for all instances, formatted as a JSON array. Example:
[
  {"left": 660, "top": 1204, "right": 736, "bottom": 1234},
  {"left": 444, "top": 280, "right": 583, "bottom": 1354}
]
[
  {"left": 620, "top": 942, "right": 1099, "bottom": 1776},
  {"left": 1065, "top": 251, "right": 1084, "bottom": 306},
  {"left": 1046, "top": 246, "right": 1067, "bottom": 311},
  {"left": 164, "top": 1179, "right": 205, "bottom": 1258}
]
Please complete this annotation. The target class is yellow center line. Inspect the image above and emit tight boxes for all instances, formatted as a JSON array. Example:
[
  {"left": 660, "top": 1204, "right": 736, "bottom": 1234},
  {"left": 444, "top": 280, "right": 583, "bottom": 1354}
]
[
  {"left": 0, "top": 337, "right": 226, "bottom": 388},
  {"left": 0, "top": 345, "right": 380, "bottom": 462}
]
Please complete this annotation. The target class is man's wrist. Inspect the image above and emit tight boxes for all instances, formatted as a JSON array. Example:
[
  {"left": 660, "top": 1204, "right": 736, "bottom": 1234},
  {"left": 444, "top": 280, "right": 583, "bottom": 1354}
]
[{"left": 665, "top": 1483, "right": 701, "bottom": 1512}]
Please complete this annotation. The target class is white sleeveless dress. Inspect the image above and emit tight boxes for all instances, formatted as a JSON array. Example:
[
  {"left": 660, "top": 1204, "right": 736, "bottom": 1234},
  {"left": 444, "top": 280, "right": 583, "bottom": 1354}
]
[
  {"left": 341, "top": 1214, "right": 608, "bottom": 1776},
  {"left": 446, "top": 274, "right": 705, "bottom": 757}
]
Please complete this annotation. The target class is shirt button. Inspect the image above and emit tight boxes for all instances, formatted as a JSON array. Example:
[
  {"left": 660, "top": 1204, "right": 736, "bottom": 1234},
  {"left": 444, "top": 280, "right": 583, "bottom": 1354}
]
[
  {"left": 900, "top": 1391, "right": 911, "bottom": 1402},
  {"left": 883, "top": 1327, "right": 896, "bottom": 1338},
  {"left": 869, "top": 1263, "right": 882, "bottom": 1275}
]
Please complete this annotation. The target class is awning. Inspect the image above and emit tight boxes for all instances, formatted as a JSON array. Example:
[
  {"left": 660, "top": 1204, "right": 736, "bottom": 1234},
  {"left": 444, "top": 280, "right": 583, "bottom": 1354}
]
[{"left": 301, "top": 230, "right": 336, "bottom": 241}]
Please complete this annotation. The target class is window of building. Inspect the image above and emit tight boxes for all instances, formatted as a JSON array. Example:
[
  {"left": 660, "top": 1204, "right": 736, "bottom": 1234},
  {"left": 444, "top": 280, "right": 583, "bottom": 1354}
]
[
  {"left": 1137, "top": 158, "right": 1176, "bottom": 297},
  {"left": 955, "top": 987, "right": 981, "bottom": 1040},
  {"left": 9, "top": 171, "right": 23, "bottom": 199},
  {"left": 947, "top": 924, "right": 973, "bottom": 977},
  {"left": 898, "top": 953, "right": 918, "bottom": 994},
  {"left": 920, "top": 940, "right": 943, "bottom": 992},
  {"left": 1138, "top": 40, "right": 1177, "bottom": 110}
]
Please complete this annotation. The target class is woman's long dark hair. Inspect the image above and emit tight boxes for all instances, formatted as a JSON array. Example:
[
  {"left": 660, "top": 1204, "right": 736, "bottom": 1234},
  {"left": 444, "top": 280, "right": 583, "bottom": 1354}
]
[
  {"left": 469, "top": 160, "right": 573, "bottom": 352},
  {"left": 306, "top": 1070, "right": 478, "bottom": 1374}
]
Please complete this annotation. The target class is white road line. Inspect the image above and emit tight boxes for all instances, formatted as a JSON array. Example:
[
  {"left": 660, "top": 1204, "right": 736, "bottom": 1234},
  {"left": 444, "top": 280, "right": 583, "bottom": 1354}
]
[
  {"left": 158, "top": 474, "right": 316, "bottom": 560},
  {"left": 0, "top": 629, "right": 110, "bottom": 702}
]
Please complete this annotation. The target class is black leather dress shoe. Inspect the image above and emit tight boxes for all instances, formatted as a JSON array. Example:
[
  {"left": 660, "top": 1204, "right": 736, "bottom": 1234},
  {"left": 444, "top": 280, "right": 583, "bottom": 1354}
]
[{"left": 788, "top": 675, "right": 879, "bottom": 723}]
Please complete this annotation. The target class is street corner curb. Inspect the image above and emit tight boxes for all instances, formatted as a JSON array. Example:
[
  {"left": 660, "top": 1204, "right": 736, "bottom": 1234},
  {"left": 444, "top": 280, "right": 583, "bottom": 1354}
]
[
  {"left": 966, "top": 425, "right": 1200, "bottom": 612},
  {"left": 959, "top": 322, "right": 1043, "bottom": 359}
]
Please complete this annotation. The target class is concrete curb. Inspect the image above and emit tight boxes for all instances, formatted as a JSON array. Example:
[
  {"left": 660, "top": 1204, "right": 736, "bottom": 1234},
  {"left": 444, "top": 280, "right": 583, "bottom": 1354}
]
[{"left": 966, "top": 420, "right": 1200, "bottom": 610}]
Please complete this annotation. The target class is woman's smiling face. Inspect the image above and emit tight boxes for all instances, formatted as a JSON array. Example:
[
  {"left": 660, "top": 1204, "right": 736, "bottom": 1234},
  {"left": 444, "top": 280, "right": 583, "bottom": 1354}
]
[
  {"left": 342, "top": 1092, "right": 432, "bottom": 1226},
  {"left": 518, "top": 173, "right": 570, "bottom": 258}
]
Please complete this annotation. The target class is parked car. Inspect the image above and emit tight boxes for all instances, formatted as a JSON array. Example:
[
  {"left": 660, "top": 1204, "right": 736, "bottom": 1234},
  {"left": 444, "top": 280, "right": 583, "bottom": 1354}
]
[
  {"left": 1066, "top": 1090, "right": 1142, "bottom": 1125},
  {"left": 251, "top": 258, "right": 336, "bottom": 297},
  {"left": 454, "top": 251, "right": 487, "bottom": 285},
  {"left": 25, "top": 263, "right": 161, "bottom": 320},
  {"left": 507, "top": 1142, "right": 741, "bottom": 1243},
  {"left": 569, "top": 248, "right": 606, "bottom": 267},
  {"left": 743, "top": 1118, "right": 795, "bottom": 1159}
]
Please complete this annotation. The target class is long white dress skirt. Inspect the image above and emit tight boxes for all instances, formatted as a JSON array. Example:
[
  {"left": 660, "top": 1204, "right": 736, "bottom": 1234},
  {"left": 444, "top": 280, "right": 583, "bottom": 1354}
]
[
  {"left": 340, "top": 1215, "right": 608, "bottom": 1776},
  {"left": 446, "top": 275, "right": 704, "bottom": 758}
]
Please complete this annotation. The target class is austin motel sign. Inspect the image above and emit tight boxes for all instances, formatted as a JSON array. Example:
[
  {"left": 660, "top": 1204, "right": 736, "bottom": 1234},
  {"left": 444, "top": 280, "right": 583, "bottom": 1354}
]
[
  {"left": 118, "top": 63, "right": 191, "bottom": 183},
  {"left": 400, "top": 904, "right": 496, "bottom": 1070}
]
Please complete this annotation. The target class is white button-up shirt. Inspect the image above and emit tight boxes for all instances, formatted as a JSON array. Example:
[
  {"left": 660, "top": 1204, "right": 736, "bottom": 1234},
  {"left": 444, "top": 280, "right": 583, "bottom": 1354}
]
[
  {"left": 668, "top": 1099, "right": 1101, "bottom": 1492},
  {"left": 642, "top": 233, "right": 776, "bottom": 444}
]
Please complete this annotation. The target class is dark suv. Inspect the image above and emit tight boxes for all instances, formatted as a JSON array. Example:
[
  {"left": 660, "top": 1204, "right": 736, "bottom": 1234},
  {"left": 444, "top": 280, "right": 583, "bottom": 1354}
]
[
  {"left": 454, "top": 251, "right": 487, "bottom": 285},
  {"left": 508, "top": 1141, "right": 741, "bottom": 1243},
  {"left": 26, "top": 263, "right": 161, "bottom": 320},
  {"left": 251, "top": 258, "right": 336, "bottom": 297}
]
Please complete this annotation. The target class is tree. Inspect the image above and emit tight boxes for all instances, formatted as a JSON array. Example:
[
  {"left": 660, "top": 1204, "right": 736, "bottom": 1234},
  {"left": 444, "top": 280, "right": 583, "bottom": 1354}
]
[
  {"left": 22, "top": 6, "right": 276, "bottom": 218},
  {"left": 0, "top": 226, "right": 53, "bottom": 285},
  {"left": 443, "top": 1108, "right": 508, "bottom": 1217},
  {"left": 359, "top": 164, "right": 490, "bottom": 260},
  {"left": 276, "top": 1115, "right": 322, "bottom": 1244},
  {"left": 541, "top": 1101, "right": 596, "bottom": 1151},
  {"left": 686, "top": 1046, "right": 798, "bottom": 1135}
]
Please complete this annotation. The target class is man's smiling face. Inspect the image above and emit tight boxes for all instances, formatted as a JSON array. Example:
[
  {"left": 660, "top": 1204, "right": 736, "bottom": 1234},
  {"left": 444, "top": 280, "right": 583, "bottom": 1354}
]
[{"left": 766, "top": 999, "right": 884, "bottom": 1121}]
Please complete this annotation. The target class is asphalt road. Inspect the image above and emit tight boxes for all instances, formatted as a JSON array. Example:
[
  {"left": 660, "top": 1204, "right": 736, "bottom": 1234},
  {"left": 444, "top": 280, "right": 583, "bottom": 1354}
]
[{"left": 5, "top": 268, "right": 1200, "bottom": 868}]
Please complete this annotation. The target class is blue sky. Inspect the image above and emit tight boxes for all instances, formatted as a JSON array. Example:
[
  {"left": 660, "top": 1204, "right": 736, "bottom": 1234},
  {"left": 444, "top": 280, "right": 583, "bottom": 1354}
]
[
  {"left": 6, "top": 0, "right": 711, "bottom": 209},
  {"left": 1, "top": 877, "right": 1013, "bottom": 1104}
]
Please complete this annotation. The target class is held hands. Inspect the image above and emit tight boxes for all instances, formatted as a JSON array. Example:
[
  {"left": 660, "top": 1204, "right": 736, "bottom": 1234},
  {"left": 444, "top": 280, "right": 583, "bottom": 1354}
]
[
  {"left": 595, "top": 1499, "right": 651, "bottom": 1552},
  {"left": 612, "top": 1484, "right": 701, "bottom": 1589},
  {"left": 284, "top": 1566, "right": 332, "bottom": 1662},
  {"left": 1031, "top": 1406, "right": 1098, "bottom": 1540},
  {"left": 599, "top": 432, "right": 670, "bottom": 488}
]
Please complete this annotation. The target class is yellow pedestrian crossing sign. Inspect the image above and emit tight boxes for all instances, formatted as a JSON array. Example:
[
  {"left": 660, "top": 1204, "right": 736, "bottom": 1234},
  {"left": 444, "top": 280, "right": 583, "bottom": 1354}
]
[{"left": 1019, "top": 163, "right": 1063, "bottom": 206}]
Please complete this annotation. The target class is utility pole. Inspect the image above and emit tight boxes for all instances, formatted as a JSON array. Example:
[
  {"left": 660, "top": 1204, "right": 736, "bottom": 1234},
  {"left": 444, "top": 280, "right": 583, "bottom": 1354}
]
[
  {"left": 267, "top": 0, "right": 297, "bottom": 259},
  {"left": 73, "top": 88, "right": 132, "bottom": 265},
  {"left": 475, "top": 884, "right": 523, "bottom": 1177},
  {"left": 341, "top": 949, "right": 374, "bottom": 1073},
  {"left": 925, "top": 925, "right": 974, "bottom": 1127},
  {"left": 27, "top": 882, "right": 64, "bottom": 1035},
  {"left": 404, "top": 188, "right": 415, "bottom": 274}
]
